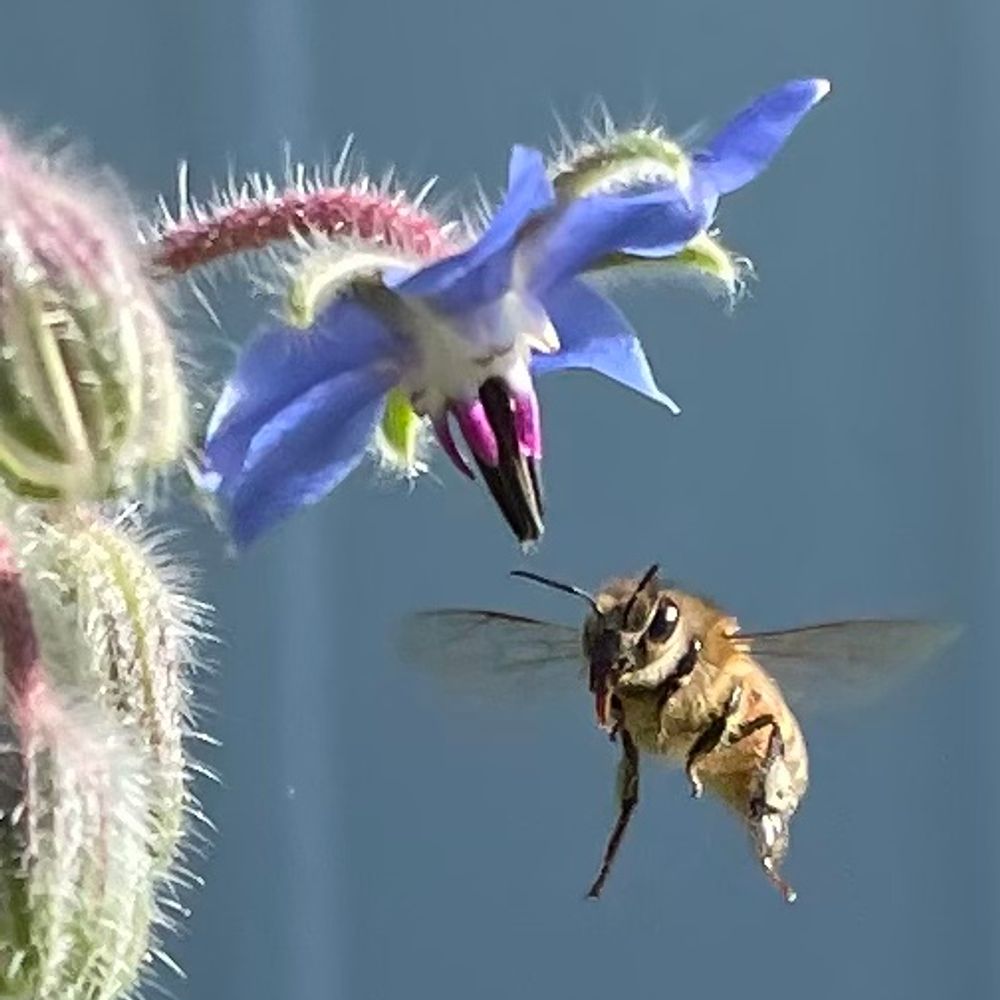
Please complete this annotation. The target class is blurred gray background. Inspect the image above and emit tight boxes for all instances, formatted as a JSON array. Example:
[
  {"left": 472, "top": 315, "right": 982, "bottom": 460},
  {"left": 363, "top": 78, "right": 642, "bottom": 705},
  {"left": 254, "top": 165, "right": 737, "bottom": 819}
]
[{"left": 0, "top": 1, "right": 994, "bottom": 997}]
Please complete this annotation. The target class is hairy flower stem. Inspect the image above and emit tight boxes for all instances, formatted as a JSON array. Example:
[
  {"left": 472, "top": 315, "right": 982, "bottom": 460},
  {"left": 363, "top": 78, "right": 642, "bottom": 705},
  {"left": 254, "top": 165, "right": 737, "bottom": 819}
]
[
  {"left": 0, "top": 522, "right": 41, "bottom": 723},
  {"left": 151, "top": 183, "right": 454, "bottom": 276}
]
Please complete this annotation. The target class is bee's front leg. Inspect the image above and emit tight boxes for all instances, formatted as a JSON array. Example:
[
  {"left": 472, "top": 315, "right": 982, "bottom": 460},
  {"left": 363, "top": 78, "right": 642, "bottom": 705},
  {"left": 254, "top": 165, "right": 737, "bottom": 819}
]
[
  {"left": 586, "top": 729, "right": 640, "bottom": 900},
  {"left": 684, "top": 684, "right": 744, "bottom": 799}
]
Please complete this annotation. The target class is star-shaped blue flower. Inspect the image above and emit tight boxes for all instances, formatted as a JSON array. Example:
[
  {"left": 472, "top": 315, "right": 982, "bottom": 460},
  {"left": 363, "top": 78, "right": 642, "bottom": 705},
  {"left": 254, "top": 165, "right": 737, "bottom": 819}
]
[
  {"left": 202, "top": 146, "right": 676, "bottom": 546},
  {"left": 202, "top": 78, "right": 828, "bottom": 547}
]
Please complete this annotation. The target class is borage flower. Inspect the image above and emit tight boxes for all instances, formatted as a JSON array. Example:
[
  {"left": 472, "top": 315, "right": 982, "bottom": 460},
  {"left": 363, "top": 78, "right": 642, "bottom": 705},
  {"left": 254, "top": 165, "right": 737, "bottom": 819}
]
[
  {"left": 202, "top": 78, "right": 830, "bottom": 548},
  {"left": 202, "top": 146, "right": 677, "bottom": 547}
]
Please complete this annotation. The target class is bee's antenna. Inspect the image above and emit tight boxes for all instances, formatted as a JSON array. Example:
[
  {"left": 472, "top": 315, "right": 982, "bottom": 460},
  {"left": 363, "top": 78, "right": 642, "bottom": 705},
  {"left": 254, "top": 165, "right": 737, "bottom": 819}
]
[
  {"left": 622, "top": 563, "right": 660, "bottom": 622},
  {"left": 511, "top": 570, "right": 599, "bottom": 613}
]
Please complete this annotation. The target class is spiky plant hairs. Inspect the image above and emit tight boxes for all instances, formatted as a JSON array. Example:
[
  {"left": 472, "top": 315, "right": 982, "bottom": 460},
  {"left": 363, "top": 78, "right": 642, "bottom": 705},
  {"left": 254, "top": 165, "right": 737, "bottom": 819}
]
[
  {"left": 0, "top": 499, "right": 214, "bottom": 999},
  {"left": 145, "top": 138, "right": 458, "bottom": 280}
]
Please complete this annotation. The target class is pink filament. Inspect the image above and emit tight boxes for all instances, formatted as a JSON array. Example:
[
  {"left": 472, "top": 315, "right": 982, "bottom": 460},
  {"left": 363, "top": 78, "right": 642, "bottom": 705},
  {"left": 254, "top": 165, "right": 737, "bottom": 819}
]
[{"left": 432, "top": 415, "right": 474, "bottom": 480}]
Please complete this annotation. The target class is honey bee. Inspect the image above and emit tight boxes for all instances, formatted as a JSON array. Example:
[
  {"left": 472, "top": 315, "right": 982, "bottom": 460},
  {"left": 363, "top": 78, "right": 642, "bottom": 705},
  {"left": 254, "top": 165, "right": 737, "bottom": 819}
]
[{"left": 400, "top": 565, "right": 957, "bottom": 903}]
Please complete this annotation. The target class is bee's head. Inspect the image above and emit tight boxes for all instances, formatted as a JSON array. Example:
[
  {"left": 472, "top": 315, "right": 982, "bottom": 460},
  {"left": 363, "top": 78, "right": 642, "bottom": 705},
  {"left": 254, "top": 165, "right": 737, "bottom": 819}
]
[
  {"left": 581, "top": 565, "right": 690, "bottom": 727},
  {"left": 510, "top": 564, "right": 716, "bottom": 731}
]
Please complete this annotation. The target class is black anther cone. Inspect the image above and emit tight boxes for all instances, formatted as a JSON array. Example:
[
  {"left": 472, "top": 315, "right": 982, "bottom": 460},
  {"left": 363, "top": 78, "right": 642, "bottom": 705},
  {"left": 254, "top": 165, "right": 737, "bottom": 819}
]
[{"left": 472, "top": 377, "right": 544, "bottom": 544}]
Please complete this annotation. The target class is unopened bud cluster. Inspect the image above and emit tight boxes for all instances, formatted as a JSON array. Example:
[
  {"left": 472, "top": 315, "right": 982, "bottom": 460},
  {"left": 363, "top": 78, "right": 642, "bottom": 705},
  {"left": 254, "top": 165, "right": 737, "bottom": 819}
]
[
  {"left": 0, "top": 128, "right": 204, "bottom": 999},
  {"left": 0, "top": 128, "right": 187, "bottom": 501}
]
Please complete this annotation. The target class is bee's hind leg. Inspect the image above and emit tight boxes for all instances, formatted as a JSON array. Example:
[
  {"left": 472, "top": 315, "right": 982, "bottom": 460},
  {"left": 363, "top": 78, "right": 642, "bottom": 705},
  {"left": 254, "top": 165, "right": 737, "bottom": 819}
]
[
  {"left": 687, "top": 703, "right": 783, "bottom": 799},
  {"left": 586, "top": 730, "right": 639, "bottom": 899},
  {"left": 685, "top": 705, "right": 798, "bottom": 903},
  {"left": 683, "top": 684, "right": 747, "bottom": 799},
  {"left": 748, "top": 726, "right": 798, "bottom": 904}
]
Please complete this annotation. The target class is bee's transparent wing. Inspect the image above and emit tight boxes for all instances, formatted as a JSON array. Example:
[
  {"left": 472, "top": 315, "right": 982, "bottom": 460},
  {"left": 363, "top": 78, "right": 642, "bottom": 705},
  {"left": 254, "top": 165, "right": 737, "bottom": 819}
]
[
  {"left": 398, "top": 609, "right": 583, "bottom": 701},
  {"left": 745, "top": 619, "right": 960, "bottom": 714}
]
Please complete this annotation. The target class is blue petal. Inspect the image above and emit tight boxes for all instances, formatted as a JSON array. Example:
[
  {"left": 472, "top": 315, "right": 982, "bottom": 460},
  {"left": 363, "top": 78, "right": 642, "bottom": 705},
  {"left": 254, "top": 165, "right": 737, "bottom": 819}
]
[
  {"left": 533, "top": 279, "right": 680, "bottom": 413},
  {"left": 526, "top": 186, "right": 709, "bottom": 292},
  {"left": 694, "top": 78, "right": 830, "bottom": 196},
  {"left": 396, "top": 145, "right": 555, "bottom": 310},
  {"left": 221, "top": 366, "right": 396, "bottom": 546},
  {"left": 205, "top": 300, "right": 404, "bottom": 484}
]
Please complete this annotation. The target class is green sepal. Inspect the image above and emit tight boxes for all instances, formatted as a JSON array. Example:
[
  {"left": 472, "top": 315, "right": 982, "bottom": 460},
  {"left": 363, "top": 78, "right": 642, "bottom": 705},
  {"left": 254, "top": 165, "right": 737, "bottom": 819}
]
[
  {"left": 553, "top": 129, "right": 691, "bottom": 199},
  {"left": 375, "top": 387, "right": 424, "bottom": 476},
  {"left": 590, "top": 230, "right": 745, "bottom": 298}
]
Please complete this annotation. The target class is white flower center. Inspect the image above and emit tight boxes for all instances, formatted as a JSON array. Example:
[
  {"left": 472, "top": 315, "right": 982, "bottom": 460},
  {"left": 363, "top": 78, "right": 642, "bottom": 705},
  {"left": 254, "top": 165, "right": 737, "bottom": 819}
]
[{"left": 398, "top": 290, "right": 556, "bottom": 417}]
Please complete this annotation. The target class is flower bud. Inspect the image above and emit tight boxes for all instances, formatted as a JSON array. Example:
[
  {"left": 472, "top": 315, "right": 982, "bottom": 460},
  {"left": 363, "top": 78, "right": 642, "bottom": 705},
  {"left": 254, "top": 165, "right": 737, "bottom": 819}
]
[
  {"left": 0, "top": 500, "right": 205, "bottom": 999},
  {"left": 0, "top": 128, "right": 187, "bottom": 502},
  {"left": 30, "top": 506, "right": 203, "bottom": 867}
]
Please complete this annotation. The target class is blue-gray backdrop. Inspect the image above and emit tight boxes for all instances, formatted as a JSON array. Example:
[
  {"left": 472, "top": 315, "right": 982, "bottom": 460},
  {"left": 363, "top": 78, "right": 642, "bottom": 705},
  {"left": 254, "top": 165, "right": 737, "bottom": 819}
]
[{"left": 1, "top": 1, "right": 994, "bottom": 998}]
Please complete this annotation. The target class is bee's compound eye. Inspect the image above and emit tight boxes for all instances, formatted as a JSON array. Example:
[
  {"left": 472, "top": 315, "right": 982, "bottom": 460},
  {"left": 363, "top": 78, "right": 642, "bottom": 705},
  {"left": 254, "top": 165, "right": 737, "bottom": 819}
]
[{"left": 646, "top": 599, "right": 679, "bottom": 642}]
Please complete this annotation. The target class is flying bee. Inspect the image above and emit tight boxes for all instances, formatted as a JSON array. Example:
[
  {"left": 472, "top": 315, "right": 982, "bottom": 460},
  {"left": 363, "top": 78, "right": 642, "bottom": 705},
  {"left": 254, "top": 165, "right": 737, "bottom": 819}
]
[{"left": 399, "top": 565, "right": 958, "bottom": 904}]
